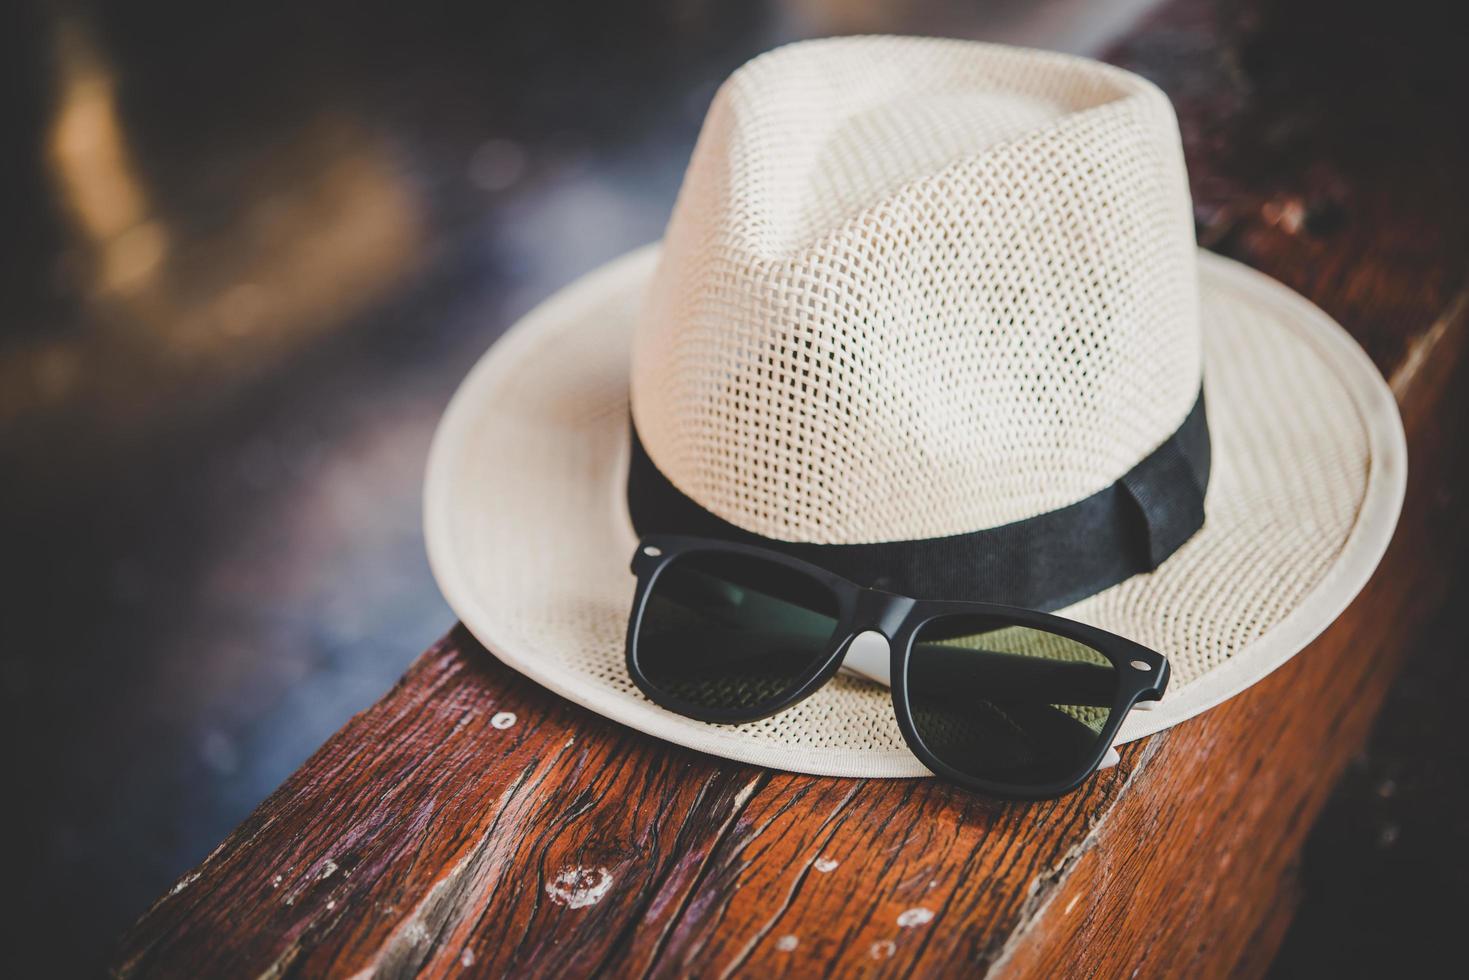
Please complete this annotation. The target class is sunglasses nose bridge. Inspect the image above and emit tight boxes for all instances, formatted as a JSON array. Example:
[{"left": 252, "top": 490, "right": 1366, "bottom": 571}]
[{"left": 852, "top": 587, "right": 915, "bottom": 637}]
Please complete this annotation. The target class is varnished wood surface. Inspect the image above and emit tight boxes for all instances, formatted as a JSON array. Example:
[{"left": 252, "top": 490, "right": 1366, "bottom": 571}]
[{"left": 113, "top": 1, "right": 1469, "bottom": 976}]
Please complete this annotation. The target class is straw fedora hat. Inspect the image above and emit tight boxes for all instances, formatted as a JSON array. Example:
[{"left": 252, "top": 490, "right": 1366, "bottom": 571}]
[{"left": 424, "top": 37, "right": 1405, "bottom": 777}]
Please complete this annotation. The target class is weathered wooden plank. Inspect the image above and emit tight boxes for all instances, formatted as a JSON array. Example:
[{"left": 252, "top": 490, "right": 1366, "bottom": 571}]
[
  {"left": 636, "top": 759, "right": 1139, "bottom": 976},
  {"left": 113, "top": 0, "right": 1469, "bottom": 975},
  {"left": 113, "top": 640, "right": 765, "bottom": 978}
]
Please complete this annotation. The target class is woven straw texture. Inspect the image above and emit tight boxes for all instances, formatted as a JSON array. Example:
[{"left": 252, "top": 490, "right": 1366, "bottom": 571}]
[
  {"left": 633, "top": 37, "right": 1200, "bottom": 543},
  {"left": 424, "top": 39, "right": 1404, "bottom": 777}
]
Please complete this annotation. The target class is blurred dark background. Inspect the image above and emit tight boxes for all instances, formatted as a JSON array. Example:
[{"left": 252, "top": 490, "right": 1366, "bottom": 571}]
[{"left": 1, "top": 1, "right": 1463, "bottom": 976}]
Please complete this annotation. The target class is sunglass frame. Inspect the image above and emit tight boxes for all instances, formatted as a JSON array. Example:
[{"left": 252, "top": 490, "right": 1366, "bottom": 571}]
[{"left": 626, "top": 533, "right": 1170, "bottom": 800}]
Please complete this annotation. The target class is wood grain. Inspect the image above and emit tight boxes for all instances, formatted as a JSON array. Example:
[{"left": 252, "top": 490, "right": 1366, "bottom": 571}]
[{"left": 113, "top": 0, "right": 1469, "bottom": 976}]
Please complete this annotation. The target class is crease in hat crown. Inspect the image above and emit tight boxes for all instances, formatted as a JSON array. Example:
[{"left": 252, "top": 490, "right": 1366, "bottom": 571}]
[{"left": 630, "top": 36, "right": 1203, "bottom": 547}]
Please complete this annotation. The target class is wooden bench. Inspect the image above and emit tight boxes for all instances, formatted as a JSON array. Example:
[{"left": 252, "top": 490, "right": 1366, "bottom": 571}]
[{"left": 113, "top": 0, "right": 1469, "bottom": 975}]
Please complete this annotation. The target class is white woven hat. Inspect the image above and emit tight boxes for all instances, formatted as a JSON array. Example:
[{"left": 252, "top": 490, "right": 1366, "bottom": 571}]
[{"left": 424, "top": 37, "right": 1405, "bottom": 777}]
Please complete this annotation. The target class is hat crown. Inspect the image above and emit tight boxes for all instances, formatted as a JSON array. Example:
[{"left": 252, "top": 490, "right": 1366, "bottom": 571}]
[{"left": 631, "top": 36, "right": 1202, "bottom": 545}]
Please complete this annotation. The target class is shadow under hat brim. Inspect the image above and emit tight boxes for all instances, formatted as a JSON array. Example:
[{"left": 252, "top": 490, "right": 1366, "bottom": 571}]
[{"left": 423, "top": 245, "right": 1405, "bottom": 778}]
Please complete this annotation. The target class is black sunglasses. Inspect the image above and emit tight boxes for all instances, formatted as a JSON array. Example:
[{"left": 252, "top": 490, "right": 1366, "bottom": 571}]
[{"left": 625, "top": 534, "right": 1170, "bottom": 800}]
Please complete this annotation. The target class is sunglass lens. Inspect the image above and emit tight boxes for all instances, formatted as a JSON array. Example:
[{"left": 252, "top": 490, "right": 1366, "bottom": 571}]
[
  {"left": 635, "top": 551, "right": 840, "bottom": 718},
  {"left": 904, "top": 616, "right": 1118, "bottom": 787}
]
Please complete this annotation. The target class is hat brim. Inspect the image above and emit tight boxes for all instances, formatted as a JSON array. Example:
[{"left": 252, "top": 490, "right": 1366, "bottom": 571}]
[{"left": 424, "top": 245, "right": 1405, "bottom": 777}]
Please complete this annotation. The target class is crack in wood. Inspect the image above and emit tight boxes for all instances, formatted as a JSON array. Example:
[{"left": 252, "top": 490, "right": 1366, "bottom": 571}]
[{"left": 988, "top": 733, "right": 1168, "bottom": 974}]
